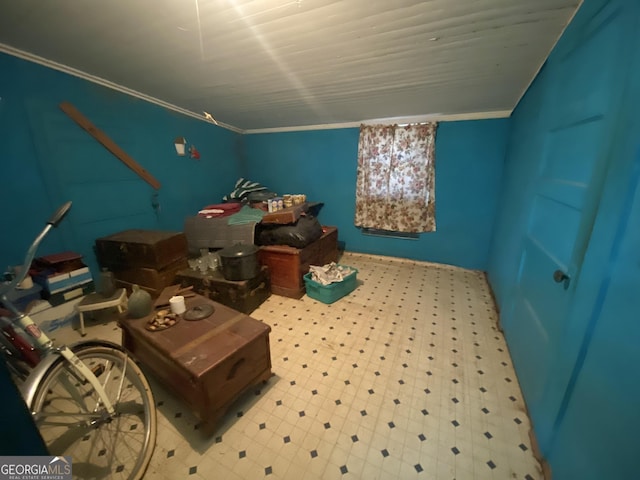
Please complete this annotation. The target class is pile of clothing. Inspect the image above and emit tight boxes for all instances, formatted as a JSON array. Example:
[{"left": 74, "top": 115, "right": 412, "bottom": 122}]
[
  {"left": 222, "top": 178, "right": 276, "bottom": 203},
  {"left": 308, "top": 263, "right": 355, "bottom": 286}
]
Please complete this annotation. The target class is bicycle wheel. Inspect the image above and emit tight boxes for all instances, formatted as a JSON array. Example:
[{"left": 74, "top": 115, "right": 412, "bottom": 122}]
[{"left": 30, "top": 345, "right": 156, "bottom": 480}]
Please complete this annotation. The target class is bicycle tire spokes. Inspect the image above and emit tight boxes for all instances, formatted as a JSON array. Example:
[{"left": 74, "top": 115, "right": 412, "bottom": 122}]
[
  {"left": 114, "top": 352, "right": 129, "bottom": 405},
  {"left": 32, "top": 347, "right": 155, "bottom": 480}
]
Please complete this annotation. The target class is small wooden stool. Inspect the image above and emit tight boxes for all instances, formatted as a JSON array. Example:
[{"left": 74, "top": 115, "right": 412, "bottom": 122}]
[{"left": 76, "top": 288, "right": 127, "bottom": 336}]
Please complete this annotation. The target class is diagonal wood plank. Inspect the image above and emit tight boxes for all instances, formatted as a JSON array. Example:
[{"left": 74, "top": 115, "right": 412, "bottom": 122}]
[{"left": 59, "top": 101, "right": 161, "bottom": 189}]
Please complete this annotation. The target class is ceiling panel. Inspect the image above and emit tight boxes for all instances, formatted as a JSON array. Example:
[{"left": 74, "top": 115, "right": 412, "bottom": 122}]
[{"left": 0, "top": 0, "right": 582, "bottom": 131}]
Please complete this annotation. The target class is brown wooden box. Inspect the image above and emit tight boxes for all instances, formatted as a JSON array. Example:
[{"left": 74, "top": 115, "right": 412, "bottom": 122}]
[
  {"left": 257, "top": 226, "right": 338, "bottom": 298},
  {"left": 261, "top": 203, "right": 307, "bottom": 225},
  {"left": 175, "top": 265, "right": 270, "bottom": 314},
  {"left": 112, "top": 258, "right": 188, "bottom": 297},
  {"left": 119, "top": 294, "right": 272, "bottom": 435},
  {"left": 260, "top": 201, "right": 322, "bottom": 225},
  {"left": 95, "top": 229, "right": 188, "bottom": 270}
]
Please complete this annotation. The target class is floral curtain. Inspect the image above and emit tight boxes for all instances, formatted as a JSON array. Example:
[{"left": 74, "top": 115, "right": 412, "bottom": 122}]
[{"left": 354, "top": 122, "right": 437, "bottom": 233}]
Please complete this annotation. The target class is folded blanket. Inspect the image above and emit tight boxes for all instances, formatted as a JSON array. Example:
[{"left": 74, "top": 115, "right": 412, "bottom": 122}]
[{"left": 227, "top": 205, "right": 266, "bottom": 225}]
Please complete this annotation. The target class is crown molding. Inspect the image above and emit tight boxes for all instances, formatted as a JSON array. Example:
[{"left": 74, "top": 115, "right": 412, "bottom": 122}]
[
  {"left": 0, "top": 44, "right": 242, "bottom": 133},
  {"left": 2, "top": 44, "right": 512, "bottom": 136},
  {"left": 243, "top": 110, "right": 512, "bottom": 134}
]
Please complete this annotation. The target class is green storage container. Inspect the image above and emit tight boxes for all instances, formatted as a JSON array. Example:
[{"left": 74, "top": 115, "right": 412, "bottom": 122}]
[{"left": 303, "top": 266, "right": 358, "bottom": 304}]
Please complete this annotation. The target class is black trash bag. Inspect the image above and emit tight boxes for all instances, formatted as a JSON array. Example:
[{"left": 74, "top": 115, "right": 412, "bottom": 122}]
[{"left": 256, "top": 216, "right": 323, "bottom": 248}]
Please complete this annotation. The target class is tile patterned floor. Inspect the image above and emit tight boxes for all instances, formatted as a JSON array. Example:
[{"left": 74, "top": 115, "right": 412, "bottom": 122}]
[{"left": 51, "top": 252, "right": 543, "bottom": 480}]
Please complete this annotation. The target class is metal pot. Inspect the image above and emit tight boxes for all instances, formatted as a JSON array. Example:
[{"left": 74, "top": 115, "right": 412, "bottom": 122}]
[{"left": 217, "top": 244, "right": 260, "bottom": 281}]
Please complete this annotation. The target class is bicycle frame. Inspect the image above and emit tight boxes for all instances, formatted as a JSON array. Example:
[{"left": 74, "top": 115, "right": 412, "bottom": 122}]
[
  {"left": 9, "top": 310, "right": 116, "bottom": 415},
  {"left": 19, "top": 337, "right": 124, "bottom": 413},
  {"left": 1, "top": 321, "right": 41, "bottom": 368},
  {"left": 1, "top": 202, "right": 157, "bottom": 479},
  {"left": 0, "top": 201, "right": 115, "bottom": 415}
]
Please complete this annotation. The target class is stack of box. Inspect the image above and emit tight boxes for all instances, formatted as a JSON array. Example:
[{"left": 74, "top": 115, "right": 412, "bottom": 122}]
[
  {"left": 31, "top": 251, "right": 94, "bottom": 306},
  {"left": 94, "top": 230, "right": 188, "bottom": 297},
  {"left": 257, "top": 226, "right": 339, "bottom": 298},
  {"left": 183, "top": 215, "right": 255, "bottom": 253}
]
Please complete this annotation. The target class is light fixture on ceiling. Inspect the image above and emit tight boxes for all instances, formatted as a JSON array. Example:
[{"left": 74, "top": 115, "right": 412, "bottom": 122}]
[{"left": 174, "top": 136, "right": 187, "bottom": 156}]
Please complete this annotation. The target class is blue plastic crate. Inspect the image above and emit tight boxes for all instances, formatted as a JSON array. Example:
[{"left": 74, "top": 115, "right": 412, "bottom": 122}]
[{"left": 304, "top": 266, "right": 358, "bottom": 304}]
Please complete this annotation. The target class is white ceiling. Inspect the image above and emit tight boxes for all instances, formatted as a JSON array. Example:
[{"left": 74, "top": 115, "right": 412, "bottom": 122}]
[{"left": 0, "top": 0, "right": 582, "bottom": 132}]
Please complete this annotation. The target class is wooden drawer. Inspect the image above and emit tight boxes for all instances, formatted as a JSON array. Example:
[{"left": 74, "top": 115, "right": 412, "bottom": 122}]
[
  {"left": 258, "top": 226, "right": 338, "bottom": 298},
  {"left": 119, "top": 294, "right": 272, "bottom": 434}
]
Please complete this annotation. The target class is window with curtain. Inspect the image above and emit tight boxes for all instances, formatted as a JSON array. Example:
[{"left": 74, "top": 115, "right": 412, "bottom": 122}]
[{"left": 354, "top": 122, "right": 437, "bottom": 233}]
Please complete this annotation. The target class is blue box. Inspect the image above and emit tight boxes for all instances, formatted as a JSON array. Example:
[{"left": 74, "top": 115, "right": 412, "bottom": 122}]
[
  {"left": 303, "top": 266, "right": 358, "bottom": 304},
  {"left": 32, "top": 251, "right": 93, "bottom": 295},
  {"left": 35, "top": 266, "right": 92, "bottom": 294}
]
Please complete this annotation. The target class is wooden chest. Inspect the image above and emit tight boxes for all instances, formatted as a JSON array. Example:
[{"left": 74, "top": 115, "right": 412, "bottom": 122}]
[
  {"left": 175, "top": 266, "right": 270, "bottom": 314},
  {"left": 258, "top": 226, "right": 338, "bottom": 298},
  {"left": 95, "top": 230, "right": 188, "bottom": 270},
  {"left": 119, "top": 294, "right": 272, "bottom": 434},
  {"left": 113, "top": 258, "right": 189, "bottom": 297}
]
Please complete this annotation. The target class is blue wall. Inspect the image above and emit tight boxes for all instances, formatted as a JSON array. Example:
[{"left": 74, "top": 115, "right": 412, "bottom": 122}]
[
  {"left": 487, "top": 0, "right": 640, "bottom": 477},
  {"left": 1, "top": 53, "right": 510, "bottom": 274},
  {"left": 0, "top": 49, "right": 511, "bottom": 455},
  {"left": 0, "top": 51, "right": 242, "bottom": 454},
  {"left": 0, "top": 52, "right": 241, "bottom": 276},
  {"left": 7, "top": 0, "right": 639, "bottom": 474},
  {"left": 243, "top": 119, "right": 510, "bottom": 271}
]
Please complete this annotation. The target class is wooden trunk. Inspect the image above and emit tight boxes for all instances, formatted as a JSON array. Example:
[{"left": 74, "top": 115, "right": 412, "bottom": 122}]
[
  {"left": 112, "top": 258, "right": 188, "bottom": 297},
  {"left": 175, "top": 266, "right": 270, "bottom": 314},
  {"left": 257, "top": 226, "right": 338, "bottom": 298},
  {"left": 119, "top": 294, "right": 272, "bottom": 435},
  {"left": 95, "top": 230, "right": 188, "bottom": 270}
]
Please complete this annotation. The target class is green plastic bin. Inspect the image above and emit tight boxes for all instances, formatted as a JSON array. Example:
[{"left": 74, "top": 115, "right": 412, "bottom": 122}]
[{"left": 304, "top": 266, "right": 358, "bottom": 304}]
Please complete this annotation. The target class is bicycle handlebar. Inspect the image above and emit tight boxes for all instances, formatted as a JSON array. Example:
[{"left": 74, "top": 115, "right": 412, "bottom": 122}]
[
  {"left": 0, "top": 202, "right": 73, "bottom": 300},
  {"left": 47, "top": 201, "right": 72, "bottom": 228}
]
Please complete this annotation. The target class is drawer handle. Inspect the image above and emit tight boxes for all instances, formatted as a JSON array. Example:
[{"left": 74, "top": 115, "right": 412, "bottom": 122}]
[
  {"left": 249, "top": 282, "right": 266, "bottom": 297},
  {"left": 227, "top": 358, "right": 246, "bottom": 380}
]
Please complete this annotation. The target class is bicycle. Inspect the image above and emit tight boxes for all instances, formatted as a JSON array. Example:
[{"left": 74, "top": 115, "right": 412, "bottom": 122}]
[{"left": 0, "top": 202, "right": 157, "bottom": 480}]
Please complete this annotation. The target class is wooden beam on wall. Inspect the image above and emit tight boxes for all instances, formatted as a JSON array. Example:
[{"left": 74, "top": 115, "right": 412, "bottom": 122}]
[{"left": 59, "top": 101, "right": 161, "bottom": 190}]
